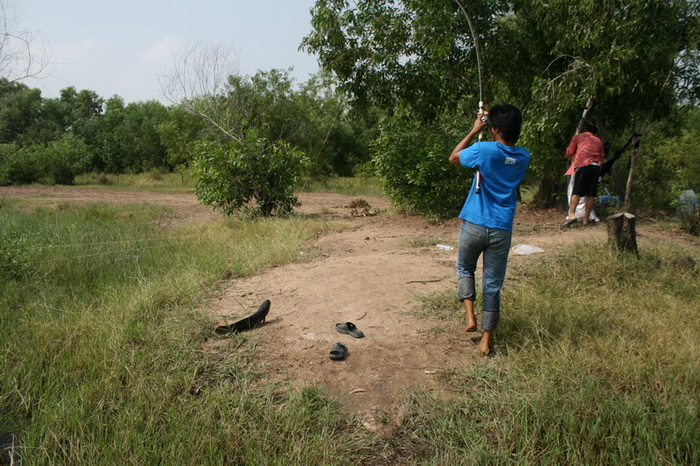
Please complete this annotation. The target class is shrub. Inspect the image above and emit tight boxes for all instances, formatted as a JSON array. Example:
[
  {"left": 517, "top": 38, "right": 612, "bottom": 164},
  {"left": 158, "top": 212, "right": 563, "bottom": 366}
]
[
  {"left": 373, "top": 113, "right": 471, "bottom": 218},
  {"left": 0, "top": 135, "right": 90, "bottom": 185},
  {"left": 0, "top": 144, "right": 44, "bottom": 185},
  {"left": 193, "top": 135, "right": 310, "bottom": 217}
]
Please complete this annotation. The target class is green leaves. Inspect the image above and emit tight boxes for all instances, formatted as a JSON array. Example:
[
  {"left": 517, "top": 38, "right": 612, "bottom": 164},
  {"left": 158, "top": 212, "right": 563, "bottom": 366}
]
[
  {"left": 302, "top": 0, "right": 495, "bottom": 120},
  {"left": 373, "top": 110, "right": 471, "bottom": 218},
  {"left": 193, "top": 137, "right": 310, "bottom": 217}
]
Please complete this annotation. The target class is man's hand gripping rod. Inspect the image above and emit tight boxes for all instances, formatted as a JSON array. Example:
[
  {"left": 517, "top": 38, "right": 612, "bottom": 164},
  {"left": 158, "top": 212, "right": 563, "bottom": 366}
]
[{"left": 475, "top": 101, "right": 487, "bottom": 194}]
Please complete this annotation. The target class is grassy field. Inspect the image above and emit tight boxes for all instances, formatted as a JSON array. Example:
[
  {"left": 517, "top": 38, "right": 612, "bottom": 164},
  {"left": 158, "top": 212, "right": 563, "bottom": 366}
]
[
  {"left": 1, "top": 186, "right": 699, "bottom": 464},
  {"left": 74, "top": 172, "right": 385, "bottom": 198},
  {"left": 405, "top": 241, "right": 700, "bottom": 463},
  {"left": 74, "top": 171, "right": 196, "bottom": 192},
  {"left": 0, "top": 200, "right": 362, "bottom": 464}
]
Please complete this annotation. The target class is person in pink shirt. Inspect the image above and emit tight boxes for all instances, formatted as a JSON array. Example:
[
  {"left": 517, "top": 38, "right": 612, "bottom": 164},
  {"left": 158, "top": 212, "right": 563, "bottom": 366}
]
[{"left": 563, "top": 124, "right": 605, "bottom": 226}]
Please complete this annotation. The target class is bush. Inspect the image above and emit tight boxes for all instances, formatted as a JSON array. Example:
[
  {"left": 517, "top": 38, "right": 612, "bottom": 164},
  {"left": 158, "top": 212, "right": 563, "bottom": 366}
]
[
  {"left": 373, "top": 113, "right": 471, "bottom": 218},
  {"left": 0, "top": 135, "right": 90, "bottom": 185},
  {"left": 193, "top": 135, "right": 310, "bottom": 217},
  {"left": 45, "top": 135, "right": 91, "bottom": 184},
  {"left": 0, "top": 144, "right": 44, "bottom": 185}
]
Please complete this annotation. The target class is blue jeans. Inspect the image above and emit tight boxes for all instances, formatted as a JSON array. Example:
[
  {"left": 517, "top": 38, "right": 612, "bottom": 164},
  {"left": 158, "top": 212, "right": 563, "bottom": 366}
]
[{"left": 457, "top": 220, "right": 512, "bottom": 331}]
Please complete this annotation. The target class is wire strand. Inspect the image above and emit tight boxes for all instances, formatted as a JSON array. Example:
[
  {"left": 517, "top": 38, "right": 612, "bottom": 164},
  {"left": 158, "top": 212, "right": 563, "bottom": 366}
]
[
  {"left": 1, "top": 234, "right": 201, "bottom": 252},
  {"left": 0, "top": 238, "right": 198, "bottom": 268}
]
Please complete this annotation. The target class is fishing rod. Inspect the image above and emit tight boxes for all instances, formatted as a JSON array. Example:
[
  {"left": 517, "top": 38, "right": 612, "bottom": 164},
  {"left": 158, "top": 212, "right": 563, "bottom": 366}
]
[{"left": 454, "top": 0, "right": 487, "bottom": 193}]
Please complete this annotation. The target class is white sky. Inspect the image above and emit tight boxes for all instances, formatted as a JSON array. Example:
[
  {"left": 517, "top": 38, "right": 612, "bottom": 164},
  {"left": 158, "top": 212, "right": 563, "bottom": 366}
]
[{"left": 11, "top": 0, "right": 320, "bottom": 103}]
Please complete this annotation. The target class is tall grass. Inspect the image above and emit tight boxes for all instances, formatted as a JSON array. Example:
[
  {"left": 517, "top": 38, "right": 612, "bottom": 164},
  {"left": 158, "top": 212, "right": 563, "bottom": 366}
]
[
  {"left": 391, "top": 241, "right": 700, "bottom": 463},
  {"left": 73, "top": 171, "right": 195, "bottom": 192},
  {"left": 0, "top": 201, "right": 366, "bottom": 464},
  {"left": 300, "top": 176, "right": 383, "bottom": 197},
  {"left": 72, "top": 173, "right": 385, "bottom": 198}
]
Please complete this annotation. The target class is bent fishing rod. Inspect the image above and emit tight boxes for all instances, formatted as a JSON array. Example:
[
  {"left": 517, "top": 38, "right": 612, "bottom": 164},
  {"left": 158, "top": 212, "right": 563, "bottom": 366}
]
[{"left": 454, "top": 0, "right": 487, "bottom": 193}]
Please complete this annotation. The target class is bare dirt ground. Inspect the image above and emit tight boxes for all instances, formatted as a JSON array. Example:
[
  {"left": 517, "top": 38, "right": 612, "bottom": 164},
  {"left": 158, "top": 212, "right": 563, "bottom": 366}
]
[{"left": 5, "top": 185, "right": 697, "bottom": 424}]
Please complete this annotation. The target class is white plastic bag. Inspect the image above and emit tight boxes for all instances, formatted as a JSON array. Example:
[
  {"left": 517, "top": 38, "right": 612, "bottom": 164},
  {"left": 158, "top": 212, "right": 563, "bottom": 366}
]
[
  {"left": 512, "top": 244, "right": 545, "bottom": 255},
  {"left": 575, "top": 198, "right": 599, "bottom": 222}
]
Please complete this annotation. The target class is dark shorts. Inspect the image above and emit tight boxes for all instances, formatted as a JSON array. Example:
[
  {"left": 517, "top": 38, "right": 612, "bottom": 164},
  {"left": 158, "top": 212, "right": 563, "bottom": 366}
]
[{"left": 572, "top": 164, "right": 601, "bottom": 197}]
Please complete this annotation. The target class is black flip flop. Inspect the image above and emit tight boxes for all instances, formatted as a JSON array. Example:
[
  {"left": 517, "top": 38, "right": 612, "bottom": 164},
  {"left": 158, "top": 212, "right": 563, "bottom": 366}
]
[
  {"left": 215, "top": 300, "right": 271, "bottom": 335},
  {"left": 329, "top": 342, "right": 348, "bottom": 360},
  {"left": 335, "top": 322, "right": 364, "bottom": 338}
]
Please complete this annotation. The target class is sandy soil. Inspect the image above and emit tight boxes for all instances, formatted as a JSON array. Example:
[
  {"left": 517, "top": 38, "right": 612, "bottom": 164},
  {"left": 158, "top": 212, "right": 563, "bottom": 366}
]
[{"left": 4, "top": 185, "right": 695, "bottom": 423}]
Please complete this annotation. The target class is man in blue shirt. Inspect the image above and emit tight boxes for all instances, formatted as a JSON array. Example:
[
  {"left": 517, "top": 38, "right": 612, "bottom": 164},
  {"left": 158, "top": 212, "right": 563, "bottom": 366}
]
[{"left": 448, "top": 104, "right": 530, "bottom": 355}]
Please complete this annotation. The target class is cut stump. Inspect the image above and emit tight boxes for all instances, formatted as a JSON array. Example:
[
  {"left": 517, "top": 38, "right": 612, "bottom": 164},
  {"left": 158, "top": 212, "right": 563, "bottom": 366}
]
[{"left": 607, "top": 212, "right": 638, "bottom": 255}]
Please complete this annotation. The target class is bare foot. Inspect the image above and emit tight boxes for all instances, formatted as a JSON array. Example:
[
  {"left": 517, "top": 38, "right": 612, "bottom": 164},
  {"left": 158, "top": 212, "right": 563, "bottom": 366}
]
[
  {"left": 464, "top": 323, "right": 477, "bottom": 332},
  {"left": 470, "top": 336, "right": 492, "bottom": 355},
  {"left": 478, "top": 341, "right": 493, "bottom": 356},
  {"left": 479, "top": 330, "right": 494, "bottom": 356}
]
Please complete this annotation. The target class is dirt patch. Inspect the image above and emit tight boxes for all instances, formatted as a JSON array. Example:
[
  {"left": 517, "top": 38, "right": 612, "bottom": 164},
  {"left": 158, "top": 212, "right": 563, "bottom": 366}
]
[
  {"left": 203, "top": 201, "right": 612, "bottom": 417},
  {"left": 6, "top": 185, "right": 695, "bottom": 420}
]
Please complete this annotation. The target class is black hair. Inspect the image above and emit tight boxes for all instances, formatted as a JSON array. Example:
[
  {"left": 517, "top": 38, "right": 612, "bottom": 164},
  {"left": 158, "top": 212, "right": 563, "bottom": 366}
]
[
  {"left": 488, "top": 104, "right": 522, "bottom": 144},
  {"left": 584, "top": 123, "right": 598, "bottom": 134}
]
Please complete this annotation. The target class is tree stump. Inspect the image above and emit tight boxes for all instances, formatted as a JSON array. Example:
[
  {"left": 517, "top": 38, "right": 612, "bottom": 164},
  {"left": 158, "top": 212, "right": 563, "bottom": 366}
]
[{"left": 607, "top": 212, "right": 638, "bottom": 255}]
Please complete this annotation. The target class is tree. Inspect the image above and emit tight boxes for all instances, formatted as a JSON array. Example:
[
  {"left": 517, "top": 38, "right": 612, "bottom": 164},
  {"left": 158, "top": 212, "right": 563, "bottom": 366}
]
[
  {"left": 304, "top": 0, "right": 700, "bottom": 215},
  {"left": 156, "top": 105, "right": 206, "bottom": 169},
  {"left": 302, "top": 0, "right": 497, "bottom": 216},
  {"left": 161, "top": 43, "right": 311, "bottom": 216},
  {"left": 294, "top": 71, "right": 373, "bottom": 176},
  {"left": 0, "top": 79, "right": 41, "bottom": 144},
  {"left": 495, "top": 0, "right": 700, "bottom": 207},
  {"left": 373, "top": 108, "right": 472, "bottom": 217},
  {"left": 89, "top": 97, "right": 171, "bottom": 173},
  {"left": 0, "top": 133, "right": 89, "bottom": 185},
  {"left": 302, "top": 0, "right": 495, "bottom": 120}
]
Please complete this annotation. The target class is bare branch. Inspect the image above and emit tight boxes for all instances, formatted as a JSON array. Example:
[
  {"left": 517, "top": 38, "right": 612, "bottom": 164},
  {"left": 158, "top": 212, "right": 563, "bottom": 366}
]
[
  {"left": 159, "top": 41, "right": 244, "bottom": 143},
  {"left": 0, "top": 0, "right": 51, "bottom": 85}
]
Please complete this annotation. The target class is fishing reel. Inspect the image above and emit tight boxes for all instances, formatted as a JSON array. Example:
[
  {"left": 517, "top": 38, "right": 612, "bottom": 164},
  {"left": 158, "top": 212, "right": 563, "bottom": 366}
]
[{"left": 478, "top": 101, "right": 488, "bottom": 127}]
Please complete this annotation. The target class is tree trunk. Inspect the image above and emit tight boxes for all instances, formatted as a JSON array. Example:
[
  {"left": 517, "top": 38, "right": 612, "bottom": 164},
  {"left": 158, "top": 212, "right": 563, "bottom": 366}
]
[
  {"left": 607, "top": 212, "right": 638, "bottom": 255},
  {"left": 533, "top": 172, "right": 567, "bottom": 208},
  {"left": 563, "top": 97, "right": 594, "bottom": 212},
  {"left": 624, "top": 135, "right": 641, "bottom": 212},
  {"left": 576, "top": 97, "right": 595, "bottom": 134}
]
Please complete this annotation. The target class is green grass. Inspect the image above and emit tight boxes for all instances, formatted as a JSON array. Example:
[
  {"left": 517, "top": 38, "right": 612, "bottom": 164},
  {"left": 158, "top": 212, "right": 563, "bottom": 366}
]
[
  {"left": 73, "top": 172, "right": 384, "bottom": 198},
  {"left": 0, "top": 201, "right": 366, "bottom": 464},
  {"left": 394, "top": 241, "right": 700, "bottom": 463},
  {"left": 74, "top": 171, "right": 195, "bottom": 192},
  {"left": 72, "top": 173, "right": 385, "bottom": 199},
  {"left": 2, "top": 193, "right": 699, "bottom": 463},
  {"left": 299, "top": 176, "right": 384, "bottom": 197}
]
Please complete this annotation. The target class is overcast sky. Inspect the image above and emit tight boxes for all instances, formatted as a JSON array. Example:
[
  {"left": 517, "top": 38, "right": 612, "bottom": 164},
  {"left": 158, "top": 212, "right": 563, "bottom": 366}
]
[{"left": 12, "top": 0, "right": 320, "bottom": 103}]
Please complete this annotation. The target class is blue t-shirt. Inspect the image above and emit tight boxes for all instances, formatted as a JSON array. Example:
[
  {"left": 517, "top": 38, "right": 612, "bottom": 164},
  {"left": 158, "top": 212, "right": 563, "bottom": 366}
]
[{"left": 458, "top": 141, "right": 530, "bottom": 231}]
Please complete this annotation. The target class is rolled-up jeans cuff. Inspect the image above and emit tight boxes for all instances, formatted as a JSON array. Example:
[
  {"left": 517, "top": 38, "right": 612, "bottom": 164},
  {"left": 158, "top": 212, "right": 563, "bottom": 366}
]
[
  {"left": 481, "top": 310, "right": 500, "bottom": 331},
  {"left": 458, "top": 276, "right": 475, "bottom": 301}
]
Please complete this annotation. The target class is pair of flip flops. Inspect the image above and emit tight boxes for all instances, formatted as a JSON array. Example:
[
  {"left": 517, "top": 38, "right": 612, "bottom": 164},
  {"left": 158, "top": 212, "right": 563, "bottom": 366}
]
[{"left": 329, "top": 322, "right": 364, "bottom": 360}]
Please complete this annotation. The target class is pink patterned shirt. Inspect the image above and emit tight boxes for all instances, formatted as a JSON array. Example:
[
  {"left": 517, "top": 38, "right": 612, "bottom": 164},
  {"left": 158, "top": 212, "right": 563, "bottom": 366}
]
[{"left": 565, "top": 132, "right": 605, "bottom": 175}]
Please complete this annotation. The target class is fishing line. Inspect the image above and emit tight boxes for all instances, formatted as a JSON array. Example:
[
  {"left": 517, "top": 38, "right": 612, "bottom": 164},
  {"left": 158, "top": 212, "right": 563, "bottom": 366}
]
[
  {"left": 0, "top": 238, "right": 198, "bottom": 268},
  {"left": 454, "top": 0, "right": 484, "bottom": 106},
  {"left": 0, "top": 234, "right": 202, "bottom": 252}
]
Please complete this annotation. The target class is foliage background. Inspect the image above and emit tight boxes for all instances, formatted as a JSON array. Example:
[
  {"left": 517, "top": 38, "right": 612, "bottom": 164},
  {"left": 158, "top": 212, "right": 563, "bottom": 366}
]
[{"left": 1, "top": 0, "right": 699, "bottom": 217}]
